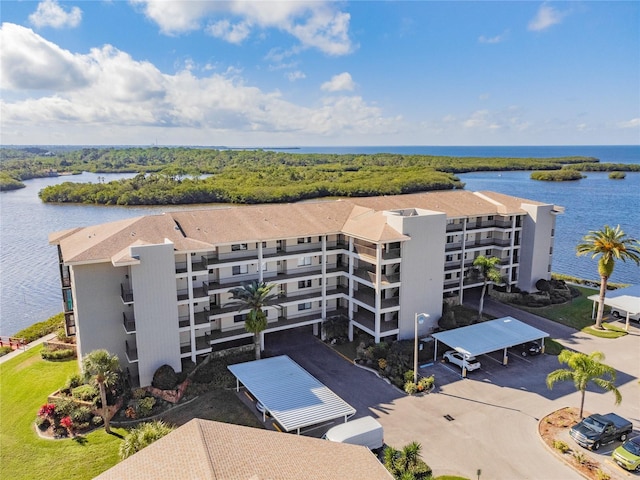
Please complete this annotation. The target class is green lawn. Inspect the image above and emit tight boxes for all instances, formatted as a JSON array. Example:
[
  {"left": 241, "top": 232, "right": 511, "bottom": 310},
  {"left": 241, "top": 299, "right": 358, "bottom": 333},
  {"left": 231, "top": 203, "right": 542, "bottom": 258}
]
[{"left": 0, "top": 346, "right": 125, "bottom": 480}]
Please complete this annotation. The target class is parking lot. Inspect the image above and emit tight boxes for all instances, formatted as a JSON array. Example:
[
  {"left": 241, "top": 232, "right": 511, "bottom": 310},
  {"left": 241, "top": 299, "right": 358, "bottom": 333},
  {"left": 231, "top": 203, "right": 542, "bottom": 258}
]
[{"left": 261, "top": 315, "right": 639, "bottom": 480}]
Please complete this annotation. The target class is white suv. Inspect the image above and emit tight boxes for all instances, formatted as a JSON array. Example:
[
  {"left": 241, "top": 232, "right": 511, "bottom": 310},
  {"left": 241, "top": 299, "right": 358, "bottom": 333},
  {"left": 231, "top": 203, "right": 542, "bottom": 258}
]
[
  {"left": 611, "top": 308, "right": 640, "bottom": 323},
  {"left": 443, "top": 350, "right": 481, "bottom": 372}
]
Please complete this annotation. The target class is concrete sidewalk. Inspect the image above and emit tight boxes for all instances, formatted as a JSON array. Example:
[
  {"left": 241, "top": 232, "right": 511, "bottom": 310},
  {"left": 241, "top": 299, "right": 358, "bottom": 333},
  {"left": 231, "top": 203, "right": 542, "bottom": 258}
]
[{"left": 0, "top": 333, "right": 56, "bottom": 364}]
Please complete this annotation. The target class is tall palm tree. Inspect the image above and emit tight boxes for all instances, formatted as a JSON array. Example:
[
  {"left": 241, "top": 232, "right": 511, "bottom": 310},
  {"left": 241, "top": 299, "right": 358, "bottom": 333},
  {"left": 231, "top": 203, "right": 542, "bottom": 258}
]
[
  {"left": 576, "top": 225, "right": 640, "bottom": 329},
  {"left": 83, "top": 349, "right": 120, "bottom": 433},
  {"left": 546, "top": 350, "right": 621, "bottom": 419},
  {"left": 471, "top": 255, "right": 503, "bottom": 321},
  {"left": 226, "top": 281, "right": 279, "bottom": 360}
]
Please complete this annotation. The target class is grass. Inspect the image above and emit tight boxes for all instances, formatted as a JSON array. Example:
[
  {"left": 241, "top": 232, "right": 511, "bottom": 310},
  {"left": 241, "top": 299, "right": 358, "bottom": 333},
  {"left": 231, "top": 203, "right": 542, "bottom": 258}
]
[
  {"left": 0, "top": 345, "right": 125, "bottom": 480},
  {"left": 581, "top": 322, "right": 627, "bottom": 339},
  {"left": 544, "top": 339, "right": 565, "bottom": 356}
]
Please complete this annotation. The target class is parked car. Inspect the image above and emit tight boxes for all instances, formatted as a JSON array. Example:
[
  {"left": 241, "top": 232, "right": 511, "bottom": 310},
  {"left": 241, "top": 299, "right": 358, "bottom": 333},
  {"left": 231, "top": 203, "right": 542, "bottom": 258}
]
[
  {"left": 512, "top": 341, "right": 542, "bottom": 357},
  {"left": 612, "top": 436, "right": 640, "bottom": 472},
  {"left": 443, "top": 350, "right": 481, "bottom": 372},
  {"left": 569, "top": 413, "right": 633, "bottom": 451},
  {"left": 611, "top": 308, "right": 640, "bottom": 323}
]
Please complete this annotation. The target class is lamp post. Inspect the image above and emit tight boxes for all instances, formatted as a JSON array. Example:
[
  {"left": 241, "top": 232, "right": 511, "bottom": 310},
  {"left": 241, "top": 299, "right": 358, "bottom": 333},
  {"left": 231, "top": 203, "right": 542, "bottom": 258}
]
[{"left": 414, "top": 313, "right": 429, "bottom": 384}]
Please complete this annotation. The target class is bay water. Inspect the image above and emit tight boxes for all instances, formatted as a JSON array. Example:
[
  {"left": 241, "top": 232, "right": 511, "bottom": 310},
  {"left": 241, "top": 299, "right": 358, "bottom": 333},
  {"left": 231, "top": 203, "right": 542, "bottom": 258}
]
[{"left": 1, "top": 145, "right": 638, "bottom": 336}]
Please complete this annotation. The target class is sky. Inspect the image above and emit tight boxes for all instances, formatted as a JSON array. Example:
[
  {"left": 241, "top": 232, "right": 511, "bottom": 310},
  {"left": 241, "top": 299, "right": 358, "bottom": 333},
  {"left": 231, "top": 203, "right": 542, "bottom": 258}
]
[{"left": 1, "top": 1, "right": 639, "bottom": 147}]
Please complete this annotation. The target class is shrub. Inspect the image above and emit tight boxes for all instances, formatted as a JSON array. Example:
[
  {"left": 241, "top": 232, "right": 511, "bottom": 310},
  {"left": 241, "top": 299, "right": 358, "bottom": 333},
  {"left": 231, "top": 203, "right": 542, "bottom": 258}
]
[
  {"left": 535, "top": 279, "right": 551, "bottom": 292},
  {"left": 38, "top": 403, "right": 56, "bottom": 418},
  {"left": 572, "top": 451, "right": 587, "bottom": 464},
  {"left": 552, "top": 439, "right": 570, "bottom": 453},
  {"left": 132, "top": 388, "right": 147, "bottom": 400},
  {"left": 60, "top": 416, "right": 73, "bottom": 430},
  {"left": 72, "top": 384, "right": 99, "bottom": 402},
  {"left": 596, "top": 469, "right": 611, "bottom": 480},
  {"left": 125, "top": 406, "right": 137, "bottom": 419},
  {"left": 56, "top": 328, "right": 69, "bottom": 342},
  {"left": 418, "top": 375, "right": 434, "bottom": 391},
  {"left": 152, "top": 364, "right": 178, "bottom": 390},
  {"left": 378, "top": 358, "right": 387, "bottom": 370},
  {"left": 136, "top": 397, "right": 156, "bottom": 417},
  {"left": 52, "top": 398, "right": 77, "bottom": 418},
  {"left": 0, "top": 346, "right": 12, "bottom": 357},
  {"left": 65, "top": 374, "right": 84, "bottom": 389},
  {"left": 608, "top": 171, "right": 625, "bottom": 180},
  {"left": 71, "top": 406, "right": 93, "bottom": 424},
  {"left": 41, "top": 347, "right": 75, "bottom": 360},
  {"left": 404, "top": 381, "right": 418, "bottom": 394},
  {"left": 119, "top": 421, "right": 175, "bottom": 460},
  {"left": 92, "top": 416, "right": 104, "bottom": 426},
  {"left": 404, "top": 370, "right": 415, "bottom": 383},
  {"left": 14, "top": 313, "right": 64, "bottom": 343},
  {"left": 53, "top": 426, "right": 68, "bottom": 438}
]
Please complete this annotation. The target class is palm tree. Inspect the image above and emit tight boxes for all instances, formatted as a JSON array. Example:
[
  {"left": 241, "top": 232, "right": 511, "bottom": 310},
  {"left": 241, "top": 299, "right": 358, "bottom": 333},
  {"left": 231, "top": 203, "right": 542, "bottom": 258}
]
[
  {"left": 471, "top": 255, "right": 503, "bottom": 321},
  {"left": 119, "top": 421, "right": 175, "bottom": 460},
  {"left": 546, "top": 350, "right": 621, "bottom": 419},
  {"left": 576, "top": 225, "right": 640, "bottom": 329},
  {"left": 226, "top": 281, "right": 279, "bottom": 360},
  {"left": 83, "top": 349, "right": 120, "bottom": 433},
  {"left": 383, "top": 441, "right": 432, "bottom": 479}
]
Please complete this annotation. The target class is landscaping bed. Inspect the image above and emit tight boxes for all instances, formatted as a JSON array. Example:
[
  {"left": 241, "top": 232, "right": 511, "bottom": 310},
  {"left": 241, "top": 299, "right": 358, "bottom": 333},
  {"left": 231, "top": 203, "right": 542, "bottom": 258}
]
[{"left": 539, "top": 407, "right": 614, "bottom": 480}]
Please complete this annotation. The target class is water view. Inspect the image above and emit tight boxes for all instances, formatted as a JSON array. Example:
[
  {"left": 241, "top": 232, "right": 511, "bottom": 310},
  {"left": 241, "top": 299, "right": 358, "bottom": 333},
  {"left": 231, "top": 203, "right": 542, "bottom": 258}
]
[{"left": 1, "top": 145, "right": 638, "bottom": 336}]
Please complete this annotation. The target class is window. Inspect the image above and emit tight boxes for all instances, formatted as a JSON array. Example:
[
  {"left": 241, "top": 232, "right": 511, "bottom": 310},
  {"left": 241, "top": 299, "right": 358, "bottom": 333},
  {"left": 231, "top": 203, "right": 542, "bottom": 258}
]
[
  {"left": 298, "top": 280, "right": 312, "bottom": 288},
  {"left": 232, "top": 264, "right": 249, "bottom": 275},
  {"left": 297, "top": 237, "right": 311, "bottom": 244},
  {"left": 446, "top": 235, "right": 454, "bottom": 243},
  {"left": 445, "top": 273, "right": 452, "bottom": 280},
  {"left": 298, "top": 302, "right": 312, "bottom": 311},
  {"left": 256, "top": 242, "right": 267, "bottom": 249},
  {"left": 234, "top": 314, "right": 247, "bottom": 323},
  {"left": 488, "top": 215, "right": 494, "bottom": 220},
  {"left": 446, "top": 255, "right": 453, "bottom": 262},
  {"left": 231, "top": 243, "right": 248, "bottom": 251},
  {"left": 486, "top": 249, "right": 492, "bottom": 255},
  {"left": 297, "top": 256, "right": 312, "bottom": 266}
]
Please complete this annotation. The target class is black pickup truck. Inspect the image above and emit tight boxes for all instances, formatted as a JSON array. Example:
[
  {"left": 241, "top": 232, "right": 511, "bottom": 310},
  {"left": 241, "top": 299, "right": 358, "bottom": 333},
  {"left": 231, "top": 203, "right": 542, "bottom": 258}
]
[{"left": 569, "top": 413, "right": 633, "bottom": 451}]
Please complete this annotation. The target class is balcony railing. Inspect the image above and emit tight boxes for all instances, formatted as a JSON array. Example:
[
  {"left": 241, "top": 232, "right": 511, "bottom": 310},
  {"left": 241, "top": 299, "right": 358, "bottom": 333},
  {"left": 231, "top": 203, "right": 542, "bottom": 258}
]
[
  {"left": 194, "top": 309, "right": 210, "bottom": 325},
  {"left": 121, "top": 284, "right": 134, "bottom": 303},
  {"left": 177, "top": 289, "right": 189, "bottom": 301},
  {"left": 176, "top": 262, "right": 188, "bottom": 274},
  {"left": 191, "top": 259, "right": 207, "bottom": 272},
  {"left": 123, "top": 312, "right": 135, "bottom": 333},
  {"left": 125, "top": 340, "right": 138, "bottom": 362},
  {"left": 353, "top": 269, "right": 401, "bottom": 285},
  {"left": 352, "top": 310, "right": 398, "bottom": 333}
]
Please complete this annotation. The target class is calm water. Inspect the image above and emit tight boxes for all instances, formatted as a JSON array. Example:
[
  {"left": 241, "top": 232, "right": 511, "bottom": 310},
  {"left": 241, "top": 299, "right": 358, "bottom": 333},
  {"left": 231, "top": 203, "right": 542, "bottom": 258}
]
[{"left": 1, "top": 145, "right": 638, "bottom": 335}]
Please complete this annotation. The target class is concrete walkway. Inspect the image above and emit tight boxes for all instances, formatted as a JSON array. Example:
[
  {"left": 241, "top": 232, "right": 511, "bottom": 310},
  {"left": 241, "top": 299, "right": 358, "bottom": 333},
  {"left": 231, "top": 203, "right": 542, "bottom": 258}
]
[{"left": 0, "top": 333, "right": 56, "bottom": 364}]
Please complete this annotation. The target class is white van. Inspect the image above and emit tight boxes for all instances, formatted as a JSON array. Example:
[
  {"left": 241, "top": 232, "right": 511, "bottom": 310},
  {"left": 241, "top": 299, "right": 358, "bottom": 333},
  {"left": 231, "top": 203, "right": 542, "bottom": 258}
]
[
  {"left": 611, "top": 308, "right": 640, "bottom": 323},
  {"left": 322, "top": 416, "right": 384, "bottom": 451}
]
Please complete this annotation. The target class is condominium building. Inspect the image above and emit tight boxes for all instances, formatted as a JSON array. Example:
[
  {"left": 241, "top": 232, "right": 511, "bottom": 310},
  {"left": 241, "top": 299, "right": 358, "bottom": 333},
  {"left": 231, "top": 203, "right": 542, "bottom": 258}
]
[{"left": 49, "top": 190, "right": 563, "bottom": 386}]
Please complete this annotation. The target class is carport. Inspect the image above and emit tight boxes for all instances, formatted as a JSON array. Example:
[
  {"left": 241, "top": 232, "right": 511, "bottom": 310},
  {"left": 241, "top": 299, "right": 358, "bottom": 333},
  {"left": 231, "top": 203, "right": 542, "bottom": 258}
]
[
  {"left": 228, "top": 355, "right": 356, "bottom": 434},
  {"left": 431, "top": 317, "right": 549, "bottom": 377},
  {"left": 588, "top": 284, "right": 640, "bottom": 331}
]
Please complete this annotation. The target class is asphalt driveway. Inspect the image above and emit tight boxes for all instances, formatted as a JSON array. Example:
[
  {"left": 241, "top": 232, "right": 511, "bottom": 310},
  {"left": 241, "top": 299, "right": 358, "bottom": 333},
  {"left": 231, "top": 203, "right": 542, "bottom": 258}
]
[{"left": 261, "top": 311, "right": 639, "bottom": 480}]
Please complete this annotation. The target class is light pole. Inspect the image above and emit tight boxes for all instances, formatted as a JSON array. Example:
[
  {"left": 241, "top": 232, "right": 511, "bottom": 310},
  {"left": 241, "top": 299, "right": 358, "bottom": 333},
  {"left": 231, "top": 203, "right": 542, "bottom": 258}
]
[{"left": 414, "top": 313, "right": 429, "bottom": 384}]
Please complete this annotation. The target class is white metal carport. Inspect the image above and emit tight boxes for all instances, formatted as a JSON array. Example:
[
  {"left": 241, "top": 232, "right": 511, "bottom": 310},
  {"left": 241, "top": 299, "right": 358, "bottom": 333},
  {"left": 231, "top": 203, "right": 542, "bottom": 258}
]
[
  {"left": 588, "top": 284, "right": 640, "bottom": 331},
  {"left": 431, "top": 317, "right": 549, "bottom": 376},
  {"left": 228, "top": 355, "right": 356, "bottom": 434}
]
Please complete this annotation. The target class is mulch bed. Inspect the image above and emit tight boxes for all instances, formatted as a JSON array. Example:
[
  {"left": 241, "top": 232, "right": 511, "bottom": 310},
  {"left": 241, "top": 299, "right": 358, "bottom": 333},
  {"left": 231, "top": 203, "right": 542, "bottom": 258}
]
[{"left": 539, "top": 407, "right": 614, "bottom": 480}]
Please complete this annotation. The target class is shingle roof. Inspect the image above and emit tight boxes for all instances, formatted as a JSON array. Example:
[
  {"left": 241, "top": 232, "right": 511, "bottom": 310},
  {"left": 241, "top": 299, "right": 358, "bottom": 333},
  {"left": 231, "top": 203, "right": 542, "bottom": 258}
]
[
  {"left": 94, "top": 418, "right": 393, "bottom": 480},
  {"left": 51, "top": 191, "right": 553, "bottom": 264}
]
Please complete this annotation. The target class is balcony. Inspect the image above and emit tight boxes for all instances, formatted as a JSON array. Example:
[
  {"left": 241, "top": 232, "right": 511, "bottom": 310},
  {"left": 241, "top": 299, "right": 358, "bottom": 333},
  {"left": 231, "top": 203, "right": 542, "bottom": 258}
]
[
  {"left": 352, "top": 309, "right": 398, "bottom": 333},
  {"left": 194, "top": 309, "right": 210, "bottom": 325},
  {"left": 125, "top": 340, "right": 138, "bottom": 363},
  {"left": 192, "top": 286, "right": 209, "bottom": 301},
  {"left": 176, "top": 262, "right": 188, "bottom": 274},
  {"left": 192, "top": 259, "right": 207, "bottom": 272},
  {"left": 177, "top": 289, "right": 189, "bottom": 301},
  {"left": 445, "top": 242, "right": 463, "bottom": 252},
  {"left": 121, "top": 284, "right": 134, "bottom": 303},
  {"left": 353, "top": 268, "right": 401, "bottom": 285},
  {"left": 352, "top": 289, "right": 400, "bottom": 310},
  {"left": 446, "top": 222, "right": 464, "bottom": 232},
  {"left": 123, "top": 312, "right": 136, "bottom": 334}
]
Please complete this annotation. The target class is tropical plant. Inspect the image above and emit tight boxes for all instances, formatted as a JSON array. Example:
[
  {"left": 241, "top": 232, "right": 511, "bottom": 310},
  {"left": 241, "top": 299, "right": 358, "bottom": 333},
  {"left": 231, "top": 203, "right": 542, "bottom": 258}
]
[
  {"left": 576, "top": 225, "right": 640, "bottom": 329},
  {"left": 546, "top": 350, "right": 621, "bottom": 418},
  {"left": 82, "top": 349, "right": 120, "bottom": 433},
  {"left": 471, "top": 255, "right": 503, "bottom": 320},
  {"left": 383, "top": 441, "right": 432, "bottom": 479},
  {"left": 226, "top": 281, "right": 280, "bottom": 360},
  {"left": 118, "top": 421, "right": 175, "bottom": 460}
]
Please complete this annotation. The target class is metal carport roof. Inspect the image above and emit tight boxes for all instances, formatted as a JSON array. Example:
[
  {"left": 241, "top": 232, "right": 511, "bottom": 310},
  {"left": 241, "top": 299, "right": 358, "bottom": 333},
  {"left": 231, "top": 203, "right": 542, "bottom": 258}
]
[
  {"left": 228, "top": 355, "right": 356, "bottom": 434},
  {"left": 431, "top": 316, "right": 549, "bottom": 358},
  {"left": 588, "top": 284, "right": 640, "bottom": 315}
]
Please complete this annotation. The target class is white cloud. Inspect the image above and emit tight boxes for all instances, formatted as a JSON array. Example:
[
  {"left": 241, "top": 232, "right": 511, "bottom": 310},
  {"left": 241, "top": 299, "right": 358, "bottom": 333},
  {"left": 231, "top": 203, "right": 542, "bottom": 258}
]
[
  {"left": 131, "top": 1, "right": 353, "bottom": 55},
  {"left": 29, "top": 0, "right": 82, "bottom": 29},
  {"left": 618, "top": 118, "right": 640, "bottom": 129},
  {"left": 0, "top": 23, "right": 393, "bottom": 142},
  {"left": 528, "top": 4, "right": 567, "bottom": 32},
  {"left": 0, "top": 23, "right": 88, "bottom": 90},
  {"left": 321, "top": 72, "right": 355, "bottom": 92},
  {"left": 287, "top": 71, "right": 306, "bottom": 82},
  {"left": 206, "top": 19, "right": 251, "bottom": 44},
  {"left": 479, "top": 93, "right": 490, "bottom": 101},
  {"left": 478, "top": 31, "right": 508, "bottom": 44}
]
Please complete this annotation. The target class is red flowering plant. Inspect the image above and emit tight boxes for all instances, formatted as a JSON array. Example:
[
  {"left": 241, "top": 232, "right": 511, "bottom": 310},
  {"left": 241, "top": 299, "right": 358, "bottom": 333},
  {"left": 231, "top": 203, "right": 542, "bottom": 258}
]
[
  {"left": 60, "top": 416, "right": 73, "bottom": 435},
  {"left": 38, "top": 403, "right": 56, "bottom": 418}
]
